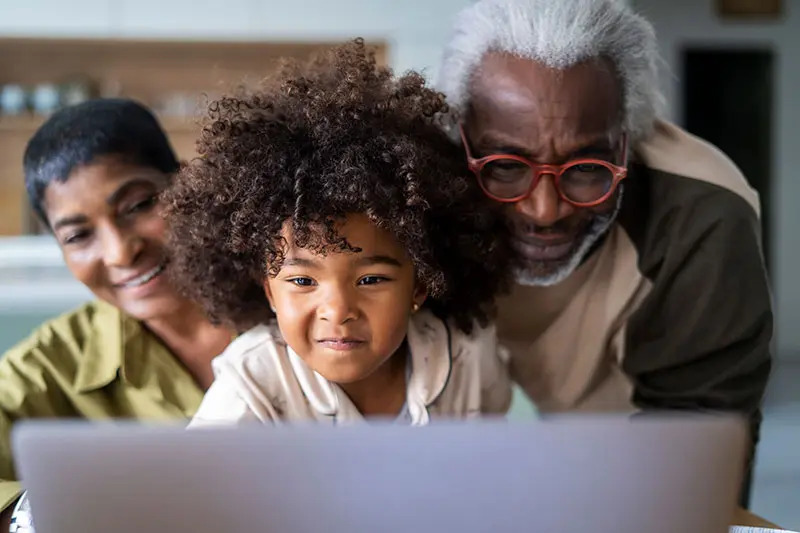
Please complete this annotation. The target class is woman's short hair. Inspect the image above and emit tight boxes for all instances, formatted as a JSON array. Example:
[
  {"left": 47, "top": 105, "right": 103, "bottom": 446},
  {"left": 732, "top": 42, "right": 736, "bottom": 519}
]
[{"left": 24, "top": 98, "right": 179, "bottom": 224}]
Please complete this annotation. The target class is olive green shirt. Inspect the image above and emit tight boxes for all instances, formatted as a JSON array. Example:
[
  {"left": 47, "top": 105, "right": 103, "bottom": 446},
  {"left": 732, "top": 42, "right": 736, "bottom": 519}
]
[{"left": 0, "top": 300, "right": 205, "bottom": 512}]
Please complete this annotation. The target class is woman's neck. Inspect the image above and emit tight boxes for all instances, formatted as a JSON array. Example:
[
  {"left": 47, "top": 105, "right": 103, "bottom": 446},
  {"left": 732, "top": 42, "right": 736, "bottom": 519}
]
[
  {"left": 338, "top": 344, "right": 408, "bottom": 418},
  {"left": 143, "top": 301, "right": 234, "bottom": 390}
]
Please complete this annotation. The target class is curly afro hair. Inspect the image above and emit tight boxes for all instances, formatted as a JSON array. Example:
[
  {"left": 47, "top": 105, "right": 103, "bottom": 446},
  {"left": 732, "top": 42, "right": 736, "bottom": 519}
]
[{"left": 163, "top": 38, "right": 515, "bottom": 333}]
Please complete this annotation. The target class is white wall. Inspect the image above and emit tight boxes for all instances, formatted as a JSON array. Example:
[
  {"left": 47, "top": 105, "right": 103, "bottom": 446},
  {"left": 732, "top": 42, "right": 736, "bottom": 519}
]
[
  {"left": 632, "top": 0, "right": 800, "bottom": 361},
  {"left": 0, "top": 0, "right": 473, "bottom": 81}
]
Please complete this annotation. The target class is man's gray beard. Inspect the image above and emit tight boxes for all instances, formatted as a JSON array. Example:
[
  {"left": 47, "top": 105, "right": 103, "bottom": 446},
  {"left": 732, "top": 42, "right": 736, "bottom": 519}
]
[{"left": 514, "top": 190, "right": 623, "bottom": 287}]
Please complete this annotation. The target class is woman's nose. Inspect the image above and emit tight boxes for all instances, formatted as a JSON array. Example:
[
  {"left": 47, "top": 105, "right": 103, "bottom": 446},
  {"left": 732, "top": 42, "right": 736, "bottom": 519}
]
[{"left": 101, "top": 226, "right": 144, "bottom": 268}]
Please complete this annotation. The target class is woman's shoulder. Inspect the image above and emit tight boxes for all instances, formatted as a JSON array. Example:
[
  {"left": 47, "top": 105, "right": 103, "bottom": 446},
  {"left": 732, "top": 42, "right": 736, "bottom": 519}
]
[
  {"left": 0, "top": 300, "right": 126, "bottom": 397},
  {"left": 2, "top": 300, "right": 119, "bottom": 365}
]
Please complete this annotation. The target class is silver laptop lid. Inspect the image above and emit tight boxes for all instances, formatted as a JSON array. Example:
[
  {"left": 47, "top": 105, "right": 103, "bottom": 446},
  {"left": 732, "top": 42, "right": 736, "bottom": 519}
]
[{"left": 13, "top": 415, "right": 746, "bottom": 533}]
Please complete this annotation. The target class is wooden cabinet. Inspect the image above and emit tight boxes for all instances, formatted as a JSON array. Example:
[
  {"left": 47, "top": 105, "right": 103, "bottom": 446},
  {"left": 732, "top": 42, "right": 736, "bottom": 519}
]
[
  {"left": 0, "top": 118, "right": 38, "bottom": 234},
  {"left": 0, "top": 37, "right": 387, "bottom": 235}
]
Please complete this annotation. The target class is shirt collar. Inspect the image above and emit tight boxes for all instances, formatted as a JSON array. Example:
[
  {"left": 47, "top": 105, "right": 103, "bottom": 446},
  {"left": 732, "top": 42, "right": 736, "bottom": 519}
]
[
  {"left": 286, "top": 309, "right": 453, "bottom": 423},
  {"left": 74, "top": 300, "right": 126, "bottom": 392}
]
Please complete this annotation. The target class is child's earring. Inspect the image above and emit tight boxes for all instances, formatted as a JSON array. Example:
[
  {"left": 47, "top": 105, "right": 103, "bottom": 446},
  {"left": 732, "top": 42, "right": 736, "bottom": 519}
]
[{"left": 412, "top": 302, "right": 420, "bottom": 313}]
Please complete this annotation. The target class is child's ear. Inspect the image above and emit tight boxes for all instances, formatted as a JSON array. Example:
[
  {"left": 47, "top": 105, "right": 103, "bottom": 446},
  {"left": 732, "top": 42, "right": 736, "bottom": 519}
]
[
  {"left": 263, "top": 279, "right": 277, "bottom": 313},
  {"left": 412, "top": 283, "right": 428, "bottom": 312}
]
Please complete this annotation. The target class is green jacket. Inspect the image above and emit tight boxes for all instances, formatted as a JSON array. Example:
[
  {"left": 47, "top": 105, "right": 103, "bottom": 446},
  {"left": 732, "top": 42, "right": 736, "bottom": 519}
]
[{"left": 0, "top": 300, "right": 204, "bottom": 511}]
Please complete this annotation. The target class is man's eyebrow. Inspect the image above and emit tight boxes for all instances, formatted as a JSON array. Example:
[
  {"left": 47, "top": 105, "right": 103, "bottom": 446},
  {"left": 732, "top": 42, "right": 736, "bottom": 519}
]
[
  {"left": 571, "top": 142, "right": 615, "bottom": 158},
  {"left": 475, "top": 131, "right": 617, "bottom": 160},
  {"left": 474, "top": 132, "right": 533, "bottom": 158},
  {"left": 487, "top": 144, "right": 533, "bottom": 158}
]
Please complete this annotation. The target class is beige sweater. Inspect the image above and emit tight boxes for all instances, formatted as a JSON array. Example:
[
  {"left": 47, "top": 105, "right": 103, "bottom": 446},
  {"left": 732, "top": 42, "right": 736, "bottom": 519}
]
[{"left": 496, "top": 121, "right": 771, "bottom": 450}]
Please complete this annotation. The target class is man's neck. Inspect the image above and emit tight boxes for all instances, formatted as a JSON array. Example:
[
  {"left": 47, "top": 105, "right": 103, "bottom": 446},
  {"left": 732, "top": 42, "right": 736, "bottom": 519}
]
[{"left": 500, "top": 250, "right": 600, "bottom": 339}]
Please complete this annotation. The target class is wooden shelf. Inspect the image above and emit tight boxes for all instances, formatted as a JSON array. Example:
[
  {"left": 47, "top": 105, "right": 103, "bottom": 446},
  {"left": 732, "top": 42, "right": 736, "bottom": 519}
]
[
  {"left": 0, "top": 115, "right": 201, "bottom": 133},
  {"left": 0, "top": 116, "right": 43, "bottom": 132},
  {"left": 0, "top": 37, "right": 388, "bottom": 236}
]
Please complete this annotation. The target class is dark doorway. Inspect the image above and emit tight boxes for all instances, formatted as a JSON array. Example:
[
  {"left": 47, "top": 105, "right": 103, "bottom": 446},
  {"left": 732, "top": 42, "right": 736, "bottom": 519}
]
[{"left": 683, "top": 48, "right": 774, "bottom": 273}]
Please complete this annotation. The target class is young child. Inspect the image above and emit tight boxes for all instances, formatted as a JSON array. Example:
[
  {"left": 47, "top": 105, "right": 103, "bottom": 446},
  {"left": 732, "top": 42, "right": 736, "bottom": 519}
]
[{"left": 164, "top": 39, "right": 517, "bottom": 426}]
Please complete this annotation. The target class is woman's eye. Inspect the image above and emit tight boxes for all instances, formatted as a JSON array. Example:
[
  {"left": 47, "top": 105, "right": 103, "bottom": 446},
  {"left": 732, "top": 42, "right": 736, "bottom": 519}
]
[
  {"left": 288, "top": 277, "right": 316, "bottom": 287},
  {"left": 126, "top": 196, "right": 158, "bottom": 214},
  {"left": 358, "top": 276, "right": 389, "bottom": 286},
  {"left": 63, "top": 230, "right": 90, "bottom": 246}
]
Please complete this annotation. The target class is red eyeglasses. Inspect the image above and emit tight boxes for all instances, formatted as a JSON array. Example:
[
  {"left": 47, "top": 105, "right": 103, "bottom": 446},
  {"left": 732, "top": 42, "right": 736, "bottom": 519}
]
[{"left": 459, "top": 124, "right": 628, "bottom": 207}]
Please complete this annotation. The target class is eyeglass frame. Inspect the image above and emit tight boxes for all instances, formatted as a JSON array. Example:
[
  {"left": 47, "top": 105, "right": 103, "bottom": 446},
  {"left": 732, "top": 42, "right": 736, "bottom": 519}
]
[{"left": 459, "top": 123, "right": 629, "bottom": 207}]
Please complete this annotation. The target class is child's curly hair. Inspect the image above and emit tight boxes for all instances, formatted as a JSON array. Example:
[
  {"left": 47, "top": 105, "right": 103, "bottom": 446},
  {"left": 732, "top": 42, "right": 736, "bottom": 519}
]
[{"left": 163, "top": 39, "right": 515, "bottom": 333}]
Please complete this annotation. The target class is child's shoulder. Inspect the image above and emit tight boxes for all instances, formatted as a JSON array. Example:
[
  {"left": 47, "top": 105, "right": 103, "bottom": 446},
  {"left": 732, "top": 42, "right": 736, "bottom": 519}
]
[
  {"left": 409, "top": 311, "right": 509, "bottom": 418},
  {"left": 213, "top": 321, "right": 288, "bottom": 373},
  {"left": 410, "top": 311, "right": 498, "bottom": 357}
]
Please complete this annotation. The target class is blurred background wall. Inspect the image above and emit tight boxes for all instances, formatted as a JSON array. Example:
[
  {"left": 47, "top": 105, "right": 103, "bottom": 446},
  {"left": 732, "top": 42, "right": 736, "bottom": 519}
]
[{"left": 632, "top": 0, "right": 799, "bottom": 365}]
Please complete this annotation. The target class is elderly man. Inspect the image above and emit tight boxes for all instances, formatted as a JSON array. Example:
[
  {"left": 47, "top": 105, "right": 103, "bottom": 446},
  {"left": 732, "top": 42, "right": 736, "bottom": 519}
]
[{"left": 439, "top": 0, "right": 771, "bottom": 489}]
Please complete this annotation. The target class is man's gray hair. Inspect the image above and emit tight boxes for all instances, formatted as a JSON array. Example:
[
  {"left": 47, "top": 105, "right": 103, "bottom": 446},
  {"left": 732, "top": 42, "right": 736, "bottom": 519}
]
[{"left": 438, "top": 0, "right": 664, "bottom": 141}]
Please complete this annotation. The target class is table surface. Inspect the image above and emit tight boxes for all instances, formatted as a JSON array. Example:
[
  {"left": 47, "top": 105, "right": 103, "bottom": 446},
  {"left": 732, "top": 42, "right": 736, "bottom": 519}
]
[{"left": 733, "top": 508, "right": 780, "bottom": 529}]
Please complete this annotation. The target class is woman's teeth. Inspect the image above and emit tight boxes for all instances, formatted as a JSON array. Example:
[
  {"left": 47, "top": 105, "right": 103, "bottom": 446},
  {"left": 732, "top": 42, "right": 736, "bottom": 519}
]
[{"left": 120, "top": 264, "right": 165, "bottom": 288}]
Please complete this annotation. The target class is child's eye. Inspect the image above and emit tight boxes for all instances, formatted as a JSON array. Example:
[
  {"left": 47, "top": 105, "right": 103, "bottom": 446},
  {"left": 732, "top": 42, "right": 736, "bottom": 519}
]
[
  {"left": 288, "top": 277, "right": 316, "bottom": 287},
  {"left": 358, "top": 276, "right": 389, "bottom": 286}
]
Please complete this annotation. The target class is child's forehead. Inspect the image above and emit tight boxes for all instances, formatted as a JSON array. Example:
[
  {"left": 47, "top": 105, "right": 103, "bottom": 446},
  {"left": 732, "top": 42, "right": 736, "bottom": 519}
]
[{"left": 279, "top": 213, "right": 404, "bottom": 256}]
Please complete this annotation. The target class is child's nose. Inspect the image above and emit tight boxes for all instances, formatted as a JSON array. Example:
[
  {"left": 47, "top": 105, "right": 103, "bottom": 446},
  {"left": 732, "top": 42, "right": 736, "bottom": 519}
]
[{"left": 317, "top": 286, "right": 359, "bottom": 324}]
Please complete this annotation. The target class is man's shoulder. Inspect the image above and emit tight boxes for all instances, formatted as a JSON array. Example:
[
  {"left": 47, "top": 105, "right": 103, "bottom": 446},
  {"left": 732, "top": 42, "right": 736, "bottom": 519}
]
[
  {"left": 618, "top": 121, "right": 763, "bottom": 279},
  {"left": 633, "top": 119, "right": 760, "bottom": 216}
]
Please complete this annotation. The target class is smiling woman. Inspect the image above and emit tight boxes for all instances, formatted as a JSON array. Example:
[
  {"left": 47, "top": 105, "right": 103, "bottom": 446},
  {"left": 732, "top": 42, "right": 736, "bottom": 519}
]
[
  {"left": 44, "top": 158, "right": 175, "bottom": 320},
  {"left": 0, "top": 98, "right": 235, "bottom": 530}
]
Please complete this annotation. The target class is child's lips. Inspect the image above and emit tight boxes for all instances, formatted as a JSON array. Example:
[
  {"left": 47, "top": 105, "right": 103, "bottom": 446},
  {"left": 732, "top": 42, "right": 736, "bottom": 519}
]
[{"left": 316, "top": 338, "right": 367, "bottom": 351}]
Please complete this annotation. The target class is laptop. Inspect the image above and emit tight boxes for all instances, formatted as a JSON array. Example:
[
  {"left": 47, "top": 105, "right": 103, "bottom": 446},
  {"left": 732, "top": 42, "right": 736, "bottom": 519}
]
[{"left": 13, "top": 415, "right": 746, "bottom": 533}]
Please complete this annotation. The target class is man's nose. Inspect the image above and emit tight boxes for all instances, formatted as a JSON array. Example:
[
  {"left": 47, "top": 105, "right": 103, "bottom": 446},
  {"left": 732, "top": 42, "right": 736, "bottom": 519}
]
[{"left": 514, "top": 173, "right": 574, "bottom": 227}]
